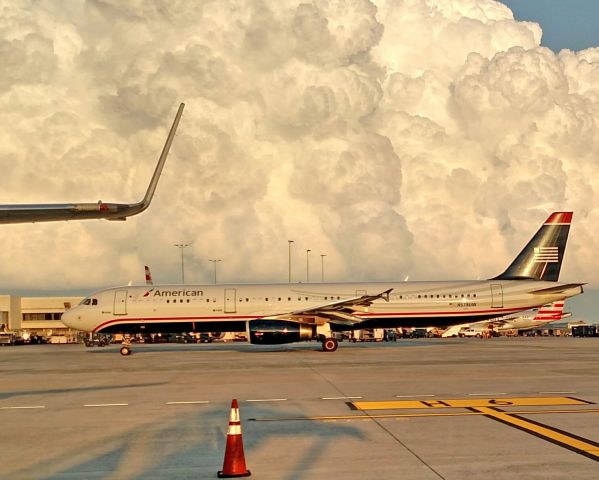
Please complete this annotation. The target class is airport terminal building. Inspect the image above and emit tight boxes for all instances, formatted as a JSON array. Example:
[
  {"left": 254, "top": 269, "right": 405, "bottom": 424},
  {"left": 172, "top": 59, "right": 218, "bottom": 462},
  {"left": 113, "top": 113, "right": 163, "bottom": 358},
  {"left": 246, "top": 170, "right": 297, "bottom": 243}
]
[{"left": 0, "top": 294, "right": 82, "bottom": 341}]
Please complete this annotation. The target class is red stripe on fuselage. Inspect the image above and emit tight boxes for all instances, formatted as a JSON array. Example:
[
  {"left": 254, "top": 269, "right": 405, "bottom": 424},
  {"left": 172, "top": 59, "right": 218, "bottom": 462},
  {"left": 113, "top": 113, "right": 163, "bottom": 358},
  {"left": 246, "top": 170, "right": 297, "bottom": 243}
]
[
  {"left": 93, "top": 315, "right": 259, "bottom": 332},
  {"left": 92, "top": 307, "right": 527, "bottom": 332}
]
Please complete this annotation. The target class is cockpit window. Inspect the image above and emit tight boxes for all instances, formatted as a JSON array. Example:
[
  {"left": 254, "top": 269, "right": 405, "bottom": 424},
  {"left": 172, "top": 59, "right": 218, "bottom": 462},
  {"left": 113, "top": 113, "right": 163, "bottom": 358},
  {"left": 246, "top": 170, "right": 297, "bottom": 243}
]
[
  {"left": 92, "top": 299, "right": 98, "bottom": 305},
  {"left": 80, "top": 298, "right": 91, "bottom": 305}
]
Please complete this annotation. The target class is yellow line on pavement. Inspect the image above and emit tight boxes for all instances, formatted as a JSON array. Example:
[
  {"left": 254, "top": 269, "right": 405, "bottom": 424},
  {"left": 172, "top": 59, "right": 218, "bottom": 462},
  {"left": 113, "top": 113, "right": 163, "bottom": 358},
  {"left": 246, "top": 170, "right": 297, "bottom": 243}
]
[
  {"left": 473, "top": 406, "right": 599, "bottom": 461},
  {"left": 249, "top": 407, "right": 599, "bottom": 422},
  {"left": 351, "top": 396, "right": 591, "bottom": 411}
]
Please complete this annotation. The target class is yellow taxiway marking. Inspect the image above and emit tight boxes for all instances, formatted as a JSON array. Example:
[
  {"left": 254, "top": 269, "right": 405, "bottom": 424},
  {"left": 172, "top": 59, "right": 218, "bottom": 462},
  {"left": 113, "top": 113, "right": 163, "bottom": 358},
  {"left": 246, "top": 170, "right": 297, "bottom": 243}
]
[
  {"left": 473, "top": 406, "right": 599, "bottom": 461},
  {"left": 250, "top": 397, "right": 599, "bottom": 462},
  {"left": 249, "top": 408, "right": 599, "bottom": 422},
  {"left": 350, "top": 396, "right": 591, "bottom": 411},
  {"left": 251, "top": 404, "right": 599, "bottom": 461}
]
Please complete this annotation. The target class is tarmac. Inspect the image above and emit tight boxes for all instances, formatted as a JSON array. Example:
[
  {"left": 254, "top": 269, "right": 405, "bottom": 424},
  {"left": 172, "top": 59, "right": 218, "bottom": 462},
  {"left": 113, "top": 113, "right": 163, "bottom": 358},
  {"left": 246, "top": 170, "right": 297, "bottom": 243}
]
[{"left": 1, "top": 337, "right": 598, "bottom": 479}]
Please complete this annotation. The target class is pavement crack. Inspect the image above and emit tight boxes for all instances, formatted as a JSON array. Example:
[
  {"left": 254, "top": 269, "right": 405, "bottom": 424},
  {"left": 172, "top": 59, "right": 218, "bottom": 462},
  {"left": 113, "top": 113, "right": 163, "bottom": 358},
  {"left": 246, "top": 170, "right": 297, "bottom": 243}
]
[
  {"left": 303, "top": 362, "right": 446, "bottom": 479},
  {"left": 364, "top": 412, "right": 447, "bottom": 480}
]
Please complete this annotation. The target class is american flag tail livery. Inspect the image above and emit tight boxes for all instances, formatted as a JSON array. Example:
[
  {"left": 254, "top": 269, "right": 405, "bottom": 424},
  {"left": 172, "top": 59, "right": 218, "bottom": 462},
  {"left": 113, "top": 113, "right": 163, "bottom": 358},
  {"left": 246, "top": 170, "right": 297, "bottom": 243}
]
[
  {"left": 494, "top": 212, "right": 572, "bottom": 282},
  {"left": 533, "top": 301, "right": 567, "bottom": 322}
]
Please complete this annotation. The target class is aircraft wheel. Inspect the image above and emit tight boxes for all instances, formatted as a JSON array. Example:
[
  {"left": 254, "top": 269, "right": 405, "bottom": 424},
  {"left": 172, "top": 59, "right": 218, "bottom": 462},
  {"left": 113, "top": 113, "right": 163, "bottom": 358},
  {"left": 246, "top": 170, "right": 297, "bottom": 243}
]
[
  {"left": 322, "top": 338, "right": 338, "bottom": 352},
  {"left": 120, "top": 346, "right": 132, "bottom": 356}
]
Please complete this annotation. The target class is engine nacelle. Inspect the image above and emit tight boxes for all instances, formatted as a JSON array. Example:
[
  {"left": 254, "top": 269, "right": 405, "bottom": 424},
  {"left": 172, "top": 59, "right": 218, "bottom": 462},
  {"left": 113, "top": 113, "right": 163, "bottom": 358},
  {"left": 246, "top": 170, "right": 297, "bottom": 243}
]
[{"left": 248, "top": 320, "right": 314, "bottom": 345}]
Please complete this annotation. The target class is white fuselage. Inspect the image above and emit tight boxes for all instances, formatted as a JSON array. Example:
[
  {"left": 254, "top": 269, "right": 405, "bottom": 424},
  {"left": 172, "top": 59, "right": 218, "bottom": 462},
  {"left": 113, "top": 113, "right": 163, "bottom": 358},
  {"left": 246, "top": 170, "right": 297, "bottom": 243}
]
[{"left": 61, "top": 279, "right": 583, "bottom": 334}]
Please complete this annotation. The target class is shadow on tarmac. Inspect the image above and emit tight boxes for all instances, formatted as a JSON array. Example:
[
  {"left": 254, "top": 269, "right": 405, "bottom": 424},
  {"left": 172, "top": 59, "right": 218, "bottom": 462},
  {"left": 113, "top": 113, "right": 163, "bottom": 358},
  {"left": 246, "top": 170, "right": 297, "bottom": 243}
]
[
  {"left": 84, "top": 340, "right": 433, "bottom": 355},
  {"left": 0, "top": 382, "right": 167, "bottom": 401},
  {"left": 10, "top": 402, "right": 366, "bottom": 480}
]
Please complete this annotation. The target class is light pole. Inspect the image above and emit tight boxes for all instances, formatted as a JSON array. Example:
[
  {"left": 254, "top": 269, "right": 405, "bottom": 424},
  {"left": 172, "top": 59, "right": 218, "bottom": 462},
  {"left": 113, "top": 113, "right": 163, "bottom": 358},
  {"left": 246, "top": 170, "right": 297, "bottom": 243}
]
[
  {"left": 288, "top": 240, "right": 294, "bottom": 283},
  {"left": 320, "top": 254, "right": 326, "bottom": 282},
  {"left": 174, "top": 243, "right": 190, "bottom": 284},
  {"left": 209, "top": 259, "right": 222, "bottom": 284},
  {"left": 306, "top": 249, "right": 311, "bottom": 282}
]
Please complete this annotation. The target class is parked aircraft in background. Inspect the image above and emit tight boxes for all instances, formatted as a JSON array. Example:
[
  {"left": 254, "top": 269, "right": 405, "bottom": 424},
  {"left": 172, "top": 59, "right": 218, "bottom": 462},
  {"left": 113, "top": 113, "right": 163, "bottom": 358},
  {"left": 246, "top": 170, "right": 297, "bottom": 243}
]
[
  {"left": 62, "top": 212, "right": 584, "bottom": 355},
  {"left": 0, "top": 103, "right": 184, "bottom": 224},
  {"left": 441, "top": 301, "right": 570, "bottom": 337}
]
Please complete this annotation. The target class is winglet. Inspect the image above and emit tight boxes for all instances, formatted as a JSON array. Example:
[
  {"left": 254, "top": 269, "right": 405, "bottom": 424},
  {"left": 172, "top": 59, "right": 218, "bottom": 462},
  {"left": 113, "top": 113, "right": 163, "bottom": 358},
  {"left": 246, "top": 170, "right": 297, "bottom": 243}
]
[
  {"left": 379, "top": 288, "right": 393, "bottom": 302},
  {"left": 139, "top": 103, "right": 185, "bottom": 210}
]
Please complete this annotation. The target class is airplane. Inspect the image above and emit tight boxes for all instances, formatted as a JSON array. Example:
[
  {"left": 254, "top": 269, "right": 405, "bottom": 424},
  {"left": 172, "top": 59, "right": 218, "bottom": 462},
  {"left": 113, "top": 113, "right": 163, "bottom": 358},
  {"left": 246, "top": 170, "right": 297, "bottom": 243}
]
[
  {"left": 0, "top": 103, "right": 184, "bottom": 224},
  {"left": 61, "top": 211, "right": 584, "bottom": 355},
  {"left": 441, "top": 300, "right": 570, "bottom": 337}
]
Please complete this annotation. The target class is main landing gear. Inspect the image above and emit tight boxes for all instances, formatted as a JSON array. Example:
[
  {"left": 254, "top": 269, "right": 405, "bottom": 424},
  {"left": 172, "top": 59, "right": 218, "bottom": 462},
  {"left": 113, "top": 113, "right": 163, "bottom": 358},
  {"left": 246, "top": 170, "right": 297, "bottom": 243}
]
[
  {"left": 120, "top": 337, "right": 132, "bottom": 356},
  {"left": 321, "top": 337, "right": 338, "bottom": 352}
]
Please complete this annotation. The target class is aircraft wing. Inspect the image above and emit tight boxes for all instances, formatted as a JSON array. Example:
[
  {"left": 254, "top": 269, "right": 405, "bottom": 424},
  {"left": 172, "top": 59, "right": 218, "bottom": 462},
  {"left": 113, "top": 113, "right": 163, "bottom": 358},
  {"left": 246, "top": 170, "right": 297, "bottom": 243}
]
[
  {"left": 0, "top": 103, "right": 184, "bottom": 224},
  {"left": 264, "top": 288, "right": 393, "bottom": 326}
]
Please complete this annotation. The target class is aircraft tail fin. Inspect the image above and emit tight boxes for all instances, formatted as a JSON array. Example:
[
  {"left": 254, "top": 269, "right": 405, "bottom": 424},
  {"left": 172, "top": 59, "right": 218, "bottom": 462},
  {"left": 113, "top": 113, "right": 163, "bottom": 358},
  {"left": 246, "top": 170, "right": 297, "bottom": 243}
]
[
  {"left": 145, "top": 265, "right": 153, "bottom": 286},
  {"left": 494, "top": 212, "right": 572, "bottom": 282}
]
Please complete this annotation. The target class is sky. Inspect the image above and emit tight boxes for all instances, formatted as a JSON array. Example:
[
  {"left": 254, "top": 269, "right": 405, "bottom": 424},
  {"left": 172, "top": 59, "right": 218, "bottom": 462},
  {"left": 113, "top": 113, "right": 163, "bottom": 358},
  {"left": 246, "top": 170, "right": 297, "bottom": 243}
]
[
  {"left": 0, "top": 0, "right": 598, "bottom": 320},
  {"left": 502, "top": 0, "right": 599, "bottom": 52}
]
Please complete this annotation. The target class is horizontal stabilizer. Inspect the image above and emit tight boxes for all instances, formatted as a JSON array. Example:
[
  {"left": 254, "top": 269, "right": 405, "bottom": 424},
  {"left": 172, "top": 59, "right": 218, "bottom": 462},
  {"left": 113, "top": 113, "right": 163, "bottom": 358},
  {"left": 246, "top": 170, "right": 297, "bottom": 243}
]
[{"left": 530, "top": 283, "right": 585, "bottom": 295}]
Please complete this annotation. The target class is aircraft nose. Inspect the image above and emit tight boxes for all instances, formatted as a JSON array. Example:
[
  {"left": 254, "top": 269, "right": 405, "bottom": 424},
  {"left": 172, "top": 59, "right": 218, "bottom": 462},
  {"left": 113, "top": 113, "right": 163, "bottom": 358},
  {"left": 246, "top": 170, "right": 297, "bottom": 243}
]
[{"left": 61, "top": 309, "right": 80, "bottom": 330}]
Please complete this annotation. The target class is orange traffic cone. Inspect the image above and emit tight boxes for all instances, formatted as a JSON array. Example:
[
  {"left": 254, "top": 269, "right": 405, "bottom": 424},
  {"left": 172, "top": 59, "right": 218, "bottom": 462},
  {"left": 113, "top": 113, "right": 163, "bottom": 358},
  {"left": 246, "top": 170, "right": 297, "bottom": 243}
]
[{"left": 218, "top": 399, "right": 251, "bottom": 478}]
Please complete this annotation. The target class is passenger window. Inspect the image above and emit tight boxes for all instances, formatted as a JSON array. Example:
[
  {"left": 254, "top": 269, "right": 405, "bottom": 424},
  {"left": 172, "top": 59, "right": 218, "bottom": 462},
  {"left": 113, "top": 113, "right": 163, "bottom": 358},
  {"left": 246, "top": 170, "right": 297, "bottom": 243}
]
[{"left": 278, "top": 297, "right": 281, "bottom": 301}]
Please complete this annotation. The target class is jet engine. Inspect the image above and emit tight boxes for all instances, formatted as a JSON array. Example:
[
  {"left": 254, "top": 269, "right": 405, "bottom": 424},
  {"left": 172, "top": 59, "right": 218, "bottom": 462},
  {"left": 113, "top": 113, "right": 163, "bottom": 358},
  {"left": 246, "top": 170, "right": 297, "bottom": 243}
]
[{"left": 248, "top": 319, "right": 314, "bottom": 345}]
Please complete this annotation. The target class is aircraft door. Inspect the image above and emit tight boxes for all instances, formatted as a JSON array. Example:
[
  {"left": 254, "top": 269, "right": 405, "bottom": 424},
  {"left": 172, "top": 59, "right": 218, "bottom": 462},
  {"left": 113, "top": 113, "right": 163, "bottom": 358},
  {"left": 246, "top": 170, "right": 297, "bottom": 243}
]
[
  {"left": 114, "top": 290, "right": 128, "bottom": 315},
  {"left": 224, "top": 288, "right": 237, "bottom": 314},
  {"left": 490, "top": 284, "right": 503, "bottom": 308}
]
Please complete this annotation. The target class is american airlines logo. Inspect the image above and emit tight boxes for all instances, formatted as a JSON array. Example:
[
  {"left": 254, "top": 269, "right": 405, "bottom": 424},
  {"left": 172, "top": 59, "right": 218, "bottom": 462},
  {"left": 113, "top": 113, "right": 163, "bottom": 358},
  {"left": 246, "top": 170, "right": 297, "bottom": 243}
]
[
  {"left": 533, "top": 246, "right": 559, "bottom": 263},
  {"left": 151, "top": 289, "right": 204, "bottom": 297}
]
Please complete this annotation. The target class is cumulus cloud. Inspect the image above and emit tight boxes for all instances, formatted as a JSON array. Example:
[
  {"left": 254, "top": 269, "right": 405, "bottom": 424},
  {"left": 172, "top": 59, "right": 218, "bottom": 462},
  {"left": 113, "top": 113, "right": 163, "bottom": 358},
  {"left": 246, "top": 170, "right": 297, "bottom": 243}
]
[{"left": 0, "top": 0, "right": 597, "bottom": 293}]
